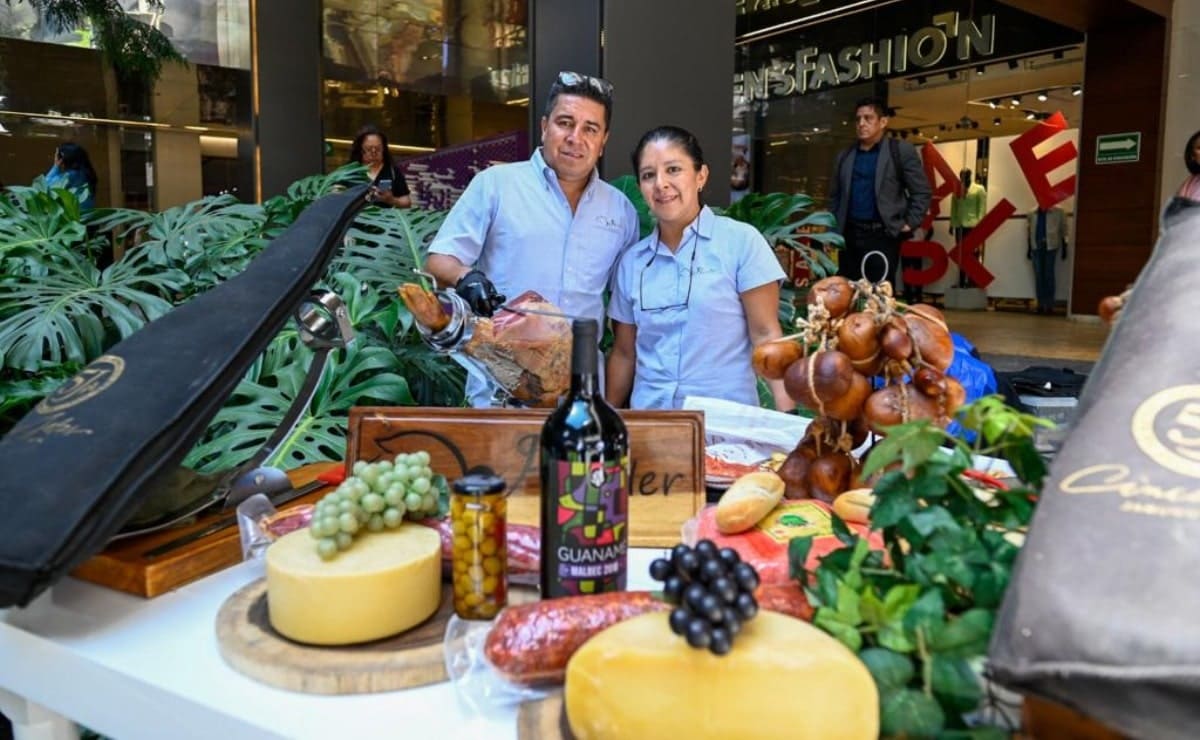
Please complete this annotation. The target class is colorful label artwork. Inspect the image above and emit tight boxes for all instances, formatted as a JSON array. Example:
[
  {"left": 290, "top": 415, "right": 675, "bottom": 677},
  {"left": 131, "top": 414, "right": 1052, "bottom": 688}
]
[{"left": 549, "top": 454, "right": 629, "bottom": 595}]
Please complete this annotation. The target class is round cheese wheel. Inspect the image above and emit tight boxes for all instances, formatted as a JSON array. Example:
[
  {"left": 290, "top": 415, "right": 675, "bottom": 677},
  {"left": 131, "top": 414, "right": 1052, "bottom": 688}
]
[
  {"left": 565, "top": 611, "right": 878, "bottom": 740},
  {"left": 266, "top": 523, "right": 441, "bottom": 645}
]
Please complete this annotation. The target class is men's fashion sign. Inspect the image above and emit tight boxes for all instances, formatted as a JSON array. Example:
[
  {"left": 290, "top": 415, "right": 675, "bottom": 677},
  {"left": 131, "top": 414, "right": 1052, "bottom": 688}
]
[{"left": 735, "top": 12, "right": 995, "bottom": 101}]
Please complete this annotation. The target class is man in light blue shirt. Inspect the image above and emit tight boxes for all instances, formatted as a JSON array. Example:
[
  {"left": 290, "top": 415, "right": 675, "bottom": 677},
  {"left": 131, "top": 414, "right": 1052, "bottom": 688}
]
[{"left": 426, "top": 71, "right": 638, "bottom": 406}]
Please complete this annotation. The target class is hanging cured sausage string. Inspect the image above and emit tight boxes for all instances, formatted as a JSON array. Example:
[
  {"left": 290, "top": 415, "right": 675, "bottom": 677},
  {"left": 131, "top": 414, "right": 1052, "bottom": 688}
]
[{"left": 753, "top": 276, "right": 964, "bottom": 504}]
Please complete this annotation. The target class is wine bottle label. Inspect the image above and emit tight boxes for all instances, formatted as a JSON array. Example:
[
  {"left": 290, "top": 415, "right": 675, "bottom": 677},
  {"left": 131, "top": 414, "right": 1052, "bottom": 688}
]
[{"left": 546, "top": 453, "right": 629, "bottom": 595}]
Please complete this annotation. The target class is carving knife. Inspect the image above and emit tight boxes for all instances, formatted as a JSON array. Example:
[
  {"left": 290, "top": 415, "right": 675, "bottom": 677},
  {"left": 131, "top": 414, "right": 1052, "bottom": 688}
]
[{"left": 141, "top": 478, "right": 327, "bottom": 560}]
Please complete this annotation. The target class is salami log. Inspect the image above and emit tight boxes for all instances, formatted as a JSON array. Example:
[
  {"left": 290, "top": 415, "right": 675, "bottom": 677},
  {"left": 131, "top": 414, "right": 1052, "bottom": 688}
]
[{"left": 483, "top": 584, "right": 812, "bottom": 685}]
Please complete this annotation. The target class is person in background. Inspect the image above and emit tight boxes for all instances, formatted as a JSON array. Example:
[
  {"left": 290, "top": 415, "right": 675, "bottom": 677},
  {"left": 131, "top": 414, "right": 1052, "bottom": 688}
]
[
  {"left": 44, "top": 142, "right": 98, "bottom": 210},
  {"left": 606, "top": 125, "right": 793, "bottom": 412},
  {"left": 349, "top": 125, "right": 411, "bottom": 208},
  {"left": 1027, "top": 205, "right": 1068, "bottom": 315},
  {"left": 950, "top": 168, "right": 987, "bottom": 288},
  {"left": 828, "top": 97, "right": 931, "bottom": 302},
  {"left": 425, "top": 70, "right": 638, "bottom": 407}
]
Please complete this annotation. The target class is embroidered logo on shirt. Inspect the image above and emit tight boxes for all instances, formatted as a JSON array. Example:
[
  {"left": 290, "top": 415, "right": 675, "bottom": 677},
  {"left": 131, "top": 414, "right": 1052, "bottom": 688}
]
[{"left": 594, "top": 215, "right": 622, "bottom": 231}]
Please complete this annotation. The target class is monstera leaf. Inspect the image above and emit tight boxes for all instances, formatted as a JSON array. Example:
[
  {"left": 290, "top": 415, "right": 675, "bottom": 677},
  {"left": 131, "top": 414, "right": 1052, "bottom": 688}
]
[
  {"left": 331, "top": 205, "right": 448, "bottom": 296},
  {"left": 0, "top": 245, "right": 185, "bottom": 371},
  {"left": 718, "top": 192, "right": 843, "bottom": 279},
  {"left": 87, "top": 194, "right": 269, "bottom": 296},
  {"left": 262, "top": 165, "right": 371, "bottom": 232},
  {"left": 183, "top": 338, "right": 413, "bottom": 473},
  {"left": 0, "top": 185, "right": 93, "bottom": 273}
]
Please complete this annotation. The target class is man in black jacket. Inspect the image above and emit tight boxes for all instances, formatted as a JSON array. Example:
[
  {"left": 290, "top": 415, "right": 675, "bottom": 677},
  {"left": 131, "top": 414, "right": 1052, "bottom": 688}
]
[{"left": 829, "top": 97, "right": 932, "bottom": 301}]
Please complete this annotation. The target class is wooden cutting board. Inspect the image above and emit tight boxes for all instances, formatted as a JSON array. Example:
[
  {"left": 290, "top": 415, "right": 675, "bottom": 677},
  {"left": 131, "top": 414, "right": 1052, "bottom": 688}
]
[
  {"left": 216, "top": 579, "right": 538, "bottom": 694},
  {"left": 72, "top": 462, "right": 342, "bottom": 598}
]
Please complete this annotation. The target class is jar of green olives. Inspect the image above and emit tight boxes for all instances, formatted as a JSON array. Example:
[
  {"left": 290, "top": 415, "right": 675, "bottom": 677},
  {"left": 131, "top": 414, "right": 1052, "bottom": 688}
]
[{"left": 450, "top": 469, "right": 507, "bottom": 620}]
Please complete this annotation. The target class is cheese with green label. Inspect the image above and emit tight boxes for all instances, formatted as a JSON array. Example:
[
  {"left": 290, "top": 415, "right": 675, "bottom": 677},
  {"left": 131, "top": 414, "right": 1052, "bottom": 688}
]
[
  {"left": 565, "top": 611, "right": 878, "bottom": 740},
  {"left": 266, "top": 524, "right": 441, "bottom": 645}
]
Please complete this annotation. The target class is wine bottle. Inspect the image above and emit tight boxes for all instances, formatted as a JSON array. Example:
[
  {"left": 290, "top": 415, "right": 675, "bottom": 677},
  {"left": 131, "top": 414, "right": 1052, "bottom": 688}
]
[{"left": 539, "top": 318, "right": 630, "bottom": 598}]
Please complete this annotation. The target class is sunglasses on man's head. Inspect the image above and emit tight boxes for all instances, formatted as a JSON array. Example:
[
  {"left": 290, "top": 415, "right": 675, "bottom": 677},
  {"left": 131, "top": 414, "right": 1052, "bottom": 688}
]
[{"left": 555, "top": 71, "right": 613, "bottom": 99}]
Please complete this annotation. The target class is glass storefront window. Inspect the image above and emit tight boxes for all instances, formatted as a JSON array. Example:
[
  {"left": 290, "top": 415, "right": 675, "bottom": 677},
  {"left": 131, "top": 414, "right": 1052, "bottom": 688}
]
[
  {"left": 734, "top": 0, "right": 1086, "bottom": 304},
  {"left": 321, "top": 0, "right": 530, "bottom": 192},
  {"left": 0, "top": 2, "right": 252, "bottom": 208}
]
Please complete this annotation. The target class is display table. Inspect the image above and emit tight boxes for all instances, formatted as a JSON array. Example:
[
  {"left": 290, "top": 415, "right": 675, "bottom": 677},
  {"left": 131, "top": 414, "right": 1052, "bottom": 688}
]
[{"left": 0, "top": 546, "right": 663, "bottom": 739}]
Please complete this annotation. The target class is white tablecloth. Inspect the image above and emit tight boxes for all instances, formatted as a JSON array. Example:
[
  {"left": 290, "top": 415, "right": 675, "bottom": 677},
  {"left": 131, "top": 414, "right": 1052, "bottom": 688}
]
[{"left": 0, "top": 548, "right": 666, "bottom": 739}]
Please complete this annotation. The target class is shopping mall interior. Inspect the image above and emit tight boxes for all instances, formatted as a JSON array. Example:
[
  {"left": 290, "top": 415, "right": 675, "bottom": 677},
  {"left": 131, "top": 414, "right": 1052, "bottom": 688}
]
[{"left": 0, "top": 0, "right": 1192, "bottom": 345}]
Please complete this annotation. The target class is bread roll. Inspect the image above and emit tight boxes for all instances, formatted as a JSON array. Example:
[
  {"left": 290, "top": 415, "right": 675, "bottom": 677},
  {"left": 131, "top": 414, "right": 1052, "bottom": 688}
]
[
  {"left": 832, "top": 488, "right": 875, "bottom": 525},
  {"left": 715, "top": 471, "right": 785, "bottom": 534}
]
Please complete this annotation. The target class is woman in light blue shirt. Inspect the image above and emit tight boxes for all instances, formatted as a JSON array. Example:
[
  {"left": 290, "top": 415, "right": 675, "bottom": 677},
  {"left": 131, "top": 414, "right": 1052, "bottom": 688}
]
[{"left": 606, "top": 126, "right": 792, "bottom": 411}]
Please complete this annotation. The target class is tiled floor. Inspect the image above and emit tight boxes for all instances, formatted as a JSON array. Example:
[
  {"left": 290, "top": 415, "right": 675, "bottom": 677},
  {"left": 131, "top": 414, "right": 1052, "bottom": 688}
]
[{"left": 943, "top": 309, "right": 1109, "bottom": 363}]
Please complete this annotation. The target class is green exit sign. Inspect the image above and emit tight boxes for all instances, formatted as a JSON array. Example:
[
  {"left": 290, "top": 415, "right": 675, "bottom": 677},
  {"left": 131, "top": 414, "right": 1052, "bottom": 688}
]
[{"left": 1095, "top": 132, "right": 1141, "bottom": 164}]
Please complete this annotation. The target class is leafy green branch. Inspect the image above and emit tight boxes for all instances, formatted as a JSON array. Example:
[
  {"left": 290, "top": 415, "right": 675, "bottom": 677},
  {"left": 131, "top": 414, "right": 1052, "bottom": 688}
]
[
  {"left": 789, "top": 396, "right": 1051, "bottom": 738},
  {"left": 9, "top": 0, "right": 185, "bottom": 83}
]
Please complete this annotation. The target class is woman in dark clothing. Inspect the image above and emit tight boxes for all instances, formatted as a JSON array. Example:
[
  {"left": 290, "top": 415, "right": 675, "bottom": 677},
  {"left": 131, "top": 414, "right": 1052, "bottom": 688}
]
[{"left": 348, "top": 125, "right": 412, "bottom": 208}]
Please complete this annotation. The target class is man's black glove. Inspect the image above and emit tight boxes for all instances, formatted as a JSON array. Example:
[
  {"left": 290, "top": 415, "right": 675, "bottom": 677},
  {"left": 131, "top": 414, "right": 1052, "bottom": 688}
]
[{"left": 455, "top": 269, "right": 506, "bottom": 317}]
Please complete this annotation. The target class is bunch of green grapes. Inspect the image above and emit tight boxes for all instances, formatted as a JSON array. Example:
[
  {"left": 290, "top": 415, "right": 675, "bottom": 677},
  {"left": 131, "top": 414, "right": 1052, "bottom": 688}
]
[{"left": 309, "top": 451, "right": 441, "bottom": 560}]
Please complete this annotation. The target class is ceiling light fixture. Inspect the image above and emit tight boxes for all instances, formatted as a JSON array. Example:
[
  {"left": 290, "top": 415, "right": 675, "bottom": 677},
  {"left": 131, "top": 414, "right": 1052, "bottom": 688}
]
[
  {"left": 1011, "top": 96, "right": 1021, "bottom": 106},
  {"left": 976, "top": 65, "right": 985, "bottom": 76},
  {"left": 1072, "top": 85, "right": 1082, "bottom": 96},
  {"left": 993, "top": 117, "right": 1001, "bottom": 126},
  {"left": 988, "top": 99, "right": 998, "bottom": 109},
  {"left": 1037, "top": 90, "right": 1048, "bottom": 102},
  {"left": 1025, "top": 111, "right": 1036, "bottom": 120}
]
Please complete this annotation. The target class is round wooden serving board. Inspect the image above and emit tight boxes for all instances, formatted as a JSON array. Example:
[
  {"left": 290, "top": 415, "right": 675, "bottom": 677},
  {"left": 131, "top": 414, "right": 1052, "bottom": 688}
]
[{"left": 216, "top": 579, "right": 536, "bottom": 695}]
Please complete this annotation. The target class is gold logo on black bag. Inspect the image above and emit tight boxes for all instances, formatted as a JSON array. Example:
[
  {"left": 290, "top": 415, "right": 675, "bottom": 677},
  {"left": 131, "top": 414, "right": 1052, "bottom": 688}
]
[
  {"left": 1131, "top": 384, "right": 1200, "bottom": 479},
  {"left": 35, "top": 354, "right": 125, "bottom": 414}
]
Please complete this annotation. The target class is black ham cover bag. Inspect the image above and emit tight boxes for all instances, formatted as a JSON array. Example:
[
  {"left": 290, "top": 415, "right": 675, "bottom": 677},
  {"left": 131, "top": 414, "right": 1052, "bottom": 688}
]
[
  {"left": 989, "top": 199, "right": 1200, "bottom": 739},
  {"left": 0, "top": 186, "right": 367, "bottom": 608}
]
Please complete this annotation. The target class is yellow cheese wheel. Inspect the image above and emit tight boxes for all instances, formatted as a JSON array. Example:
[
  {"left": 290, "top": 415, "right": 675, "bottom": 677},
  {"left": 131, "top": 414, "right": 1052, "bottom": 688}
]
[
  {"left": 265, "top": 523, "right": 441, "bottom": 645},
  {"left": 564, "top": 611, "right": 878, "bottom": 740}
]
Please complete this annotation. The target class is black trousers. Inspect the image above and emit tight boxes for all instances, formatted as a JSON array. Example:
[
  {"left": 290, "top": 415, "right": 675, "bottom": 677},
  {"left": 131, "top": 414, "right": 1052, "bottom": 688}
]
[{"left": 839, "top": 222, "right": 901, "bottom": 288}]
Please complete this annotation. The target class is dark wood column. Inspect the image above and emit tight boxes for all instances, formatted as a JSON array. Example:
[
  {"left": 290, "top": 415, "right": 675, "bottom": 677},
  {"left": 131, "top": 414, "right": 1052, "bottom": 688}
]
[
  {"left": 998, "top": 0, "right": 1171, "bottom": 316},
  {"left": 529, "top": 0, "right": 735, "bottom": 203},
  {"left": 603, "top": 0, "right": 735, "bottom": 204},
  {"left": 250, "top": 0, "right": 324, "bottom": 201},
  {"left": 529, "top": 0, "right": 604, "bottom": 153},
  {"left": 1071, "top": 18, "right": 1168, "bottom": 315}
]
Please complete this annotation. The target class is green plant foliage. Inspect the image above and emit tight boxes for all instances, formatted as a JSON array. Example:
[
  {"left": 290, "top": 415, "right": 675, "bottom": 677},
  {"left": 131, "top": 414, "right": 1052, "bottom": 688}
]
[
  {"left": 0, "top": 184, "right": 94, "bottom": 272},
  {"left": 608, "top": 174, "right": 655, "bottom": 240},
  {"left": 87, "top": 194, "right": 271, "bottom": 298},
  {"left": 0, "top": 164, "right": 465, "bottom": 464},
  {"left": 263, "top": 165, "right": 372, "bottom": 233},
  {"left": 182, "top": 336, "right": 413, "bottom": 473},
  {"left": 717, "top": 192, "right": 843, "bottom": 280},
  {"left": 0, "top": 235, "right": 185, "bottom": 371},
  {"left": 789, "top": 397, "right": 1050, "bottom": 737},
  {"left": 11, "top": 0, "right": 185, "bottom": 83}
]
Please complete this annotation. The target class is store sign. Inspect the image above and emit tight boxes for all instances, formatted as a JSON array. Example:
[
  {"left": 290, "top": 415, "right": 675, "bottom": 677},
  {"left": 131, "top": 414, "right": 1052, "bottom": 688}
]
[
  {"left": 1095, "top": 132, "right": 1141, "bottom": 165},
  {"left": 735, "top": 11, "right": 995, "bottom": 100},
  {"left": 902, "top": 112, "right": 1078, "bottom": 287},
  {"left": 736, "top": 0, "right": 817, "bottom": 15}
]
